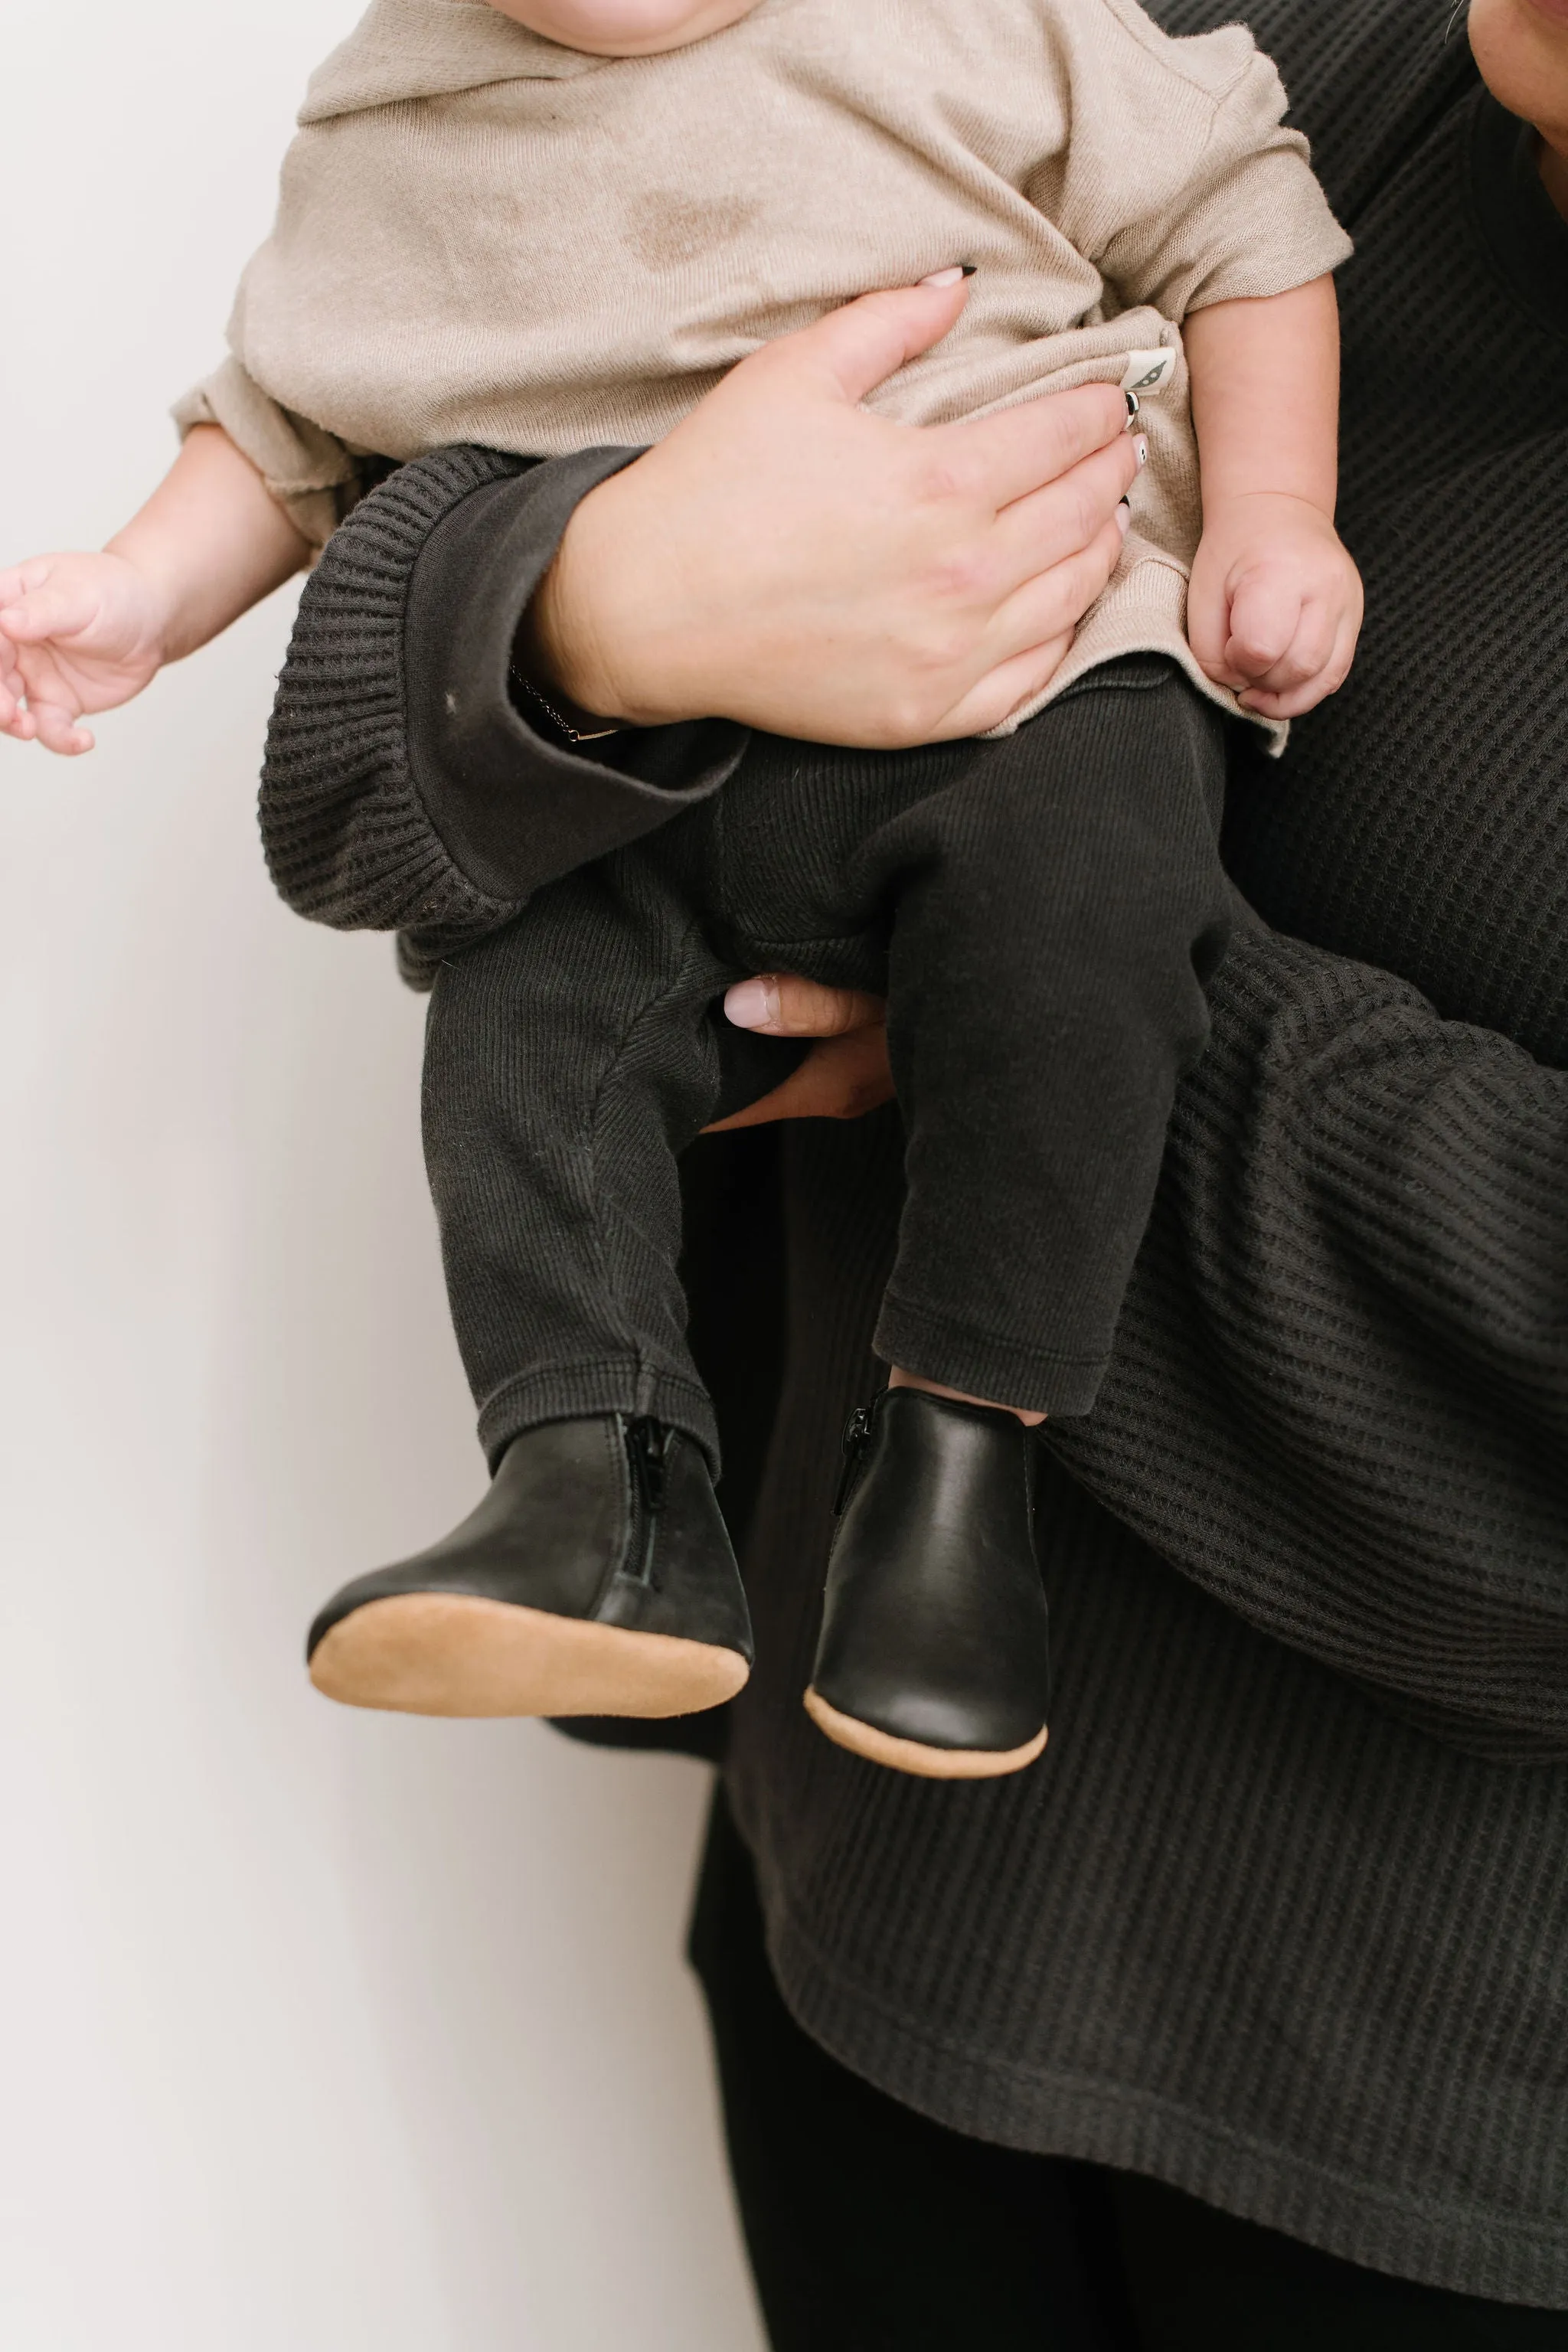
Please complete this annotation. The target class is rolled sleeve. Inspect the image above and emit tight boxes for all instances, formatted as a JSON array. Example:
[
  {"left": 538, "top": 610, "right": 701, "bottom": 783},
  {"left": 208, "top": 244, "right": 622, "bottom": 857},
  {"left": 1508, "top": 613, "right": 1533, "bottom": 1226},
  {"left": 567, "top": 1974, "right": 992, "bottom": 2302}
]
[{"left": 260, "top": 443, "right": 746, "bottom": 983}]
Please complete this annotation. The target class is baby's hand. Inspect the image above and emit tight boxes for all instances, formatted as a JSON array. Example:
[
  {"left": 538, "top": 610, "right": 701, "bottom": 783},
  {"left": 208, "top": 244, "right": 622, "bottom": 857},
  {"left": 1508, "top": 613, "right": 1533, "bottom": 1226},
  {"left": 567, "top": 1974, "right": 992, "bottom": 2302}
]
[
  {"left": 1187, "top": 494, "right": 1362, "bottom": 722},
  {"left": 0, "top": 552, "right": 171, "bottom": 756}
]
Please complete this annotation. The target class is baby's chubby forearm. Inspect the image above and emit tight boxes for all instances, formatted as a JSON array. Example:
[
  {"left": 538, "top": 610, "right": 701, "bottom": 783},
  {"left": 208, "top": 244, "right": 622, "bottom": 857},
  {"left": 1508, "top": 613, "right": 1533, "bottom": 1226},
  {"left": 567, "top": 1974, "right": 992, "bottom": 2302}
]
[
  {"left": 0, "top": 426, "right": 309, "bottom": 756},
  {"left": 107, "top": 426, "right": 309, "bottom": 662},
  {"left": 1183, "top": 276, "right": 1362, "bottom": 720}
]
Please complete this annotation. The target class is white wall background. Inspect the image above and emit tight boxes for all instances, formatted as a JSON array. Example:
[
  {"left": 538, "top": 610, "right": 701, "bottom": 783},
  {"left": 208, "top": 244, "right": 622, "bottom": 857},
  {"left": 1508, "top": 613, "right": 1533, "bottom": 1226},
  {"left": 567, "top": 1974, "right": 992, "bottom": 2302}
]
[{"left": 0, "top": 6, "right": 764, "bottom": 2346}]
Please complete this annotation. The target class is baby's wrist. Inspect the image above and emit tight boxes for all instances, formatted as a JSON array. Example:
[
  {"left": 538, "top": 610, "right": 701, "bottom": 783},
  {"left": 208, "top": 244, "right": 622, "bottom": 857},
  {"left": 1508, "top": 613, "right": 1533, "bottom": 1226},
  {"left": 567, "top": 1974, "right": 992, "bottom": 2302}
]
[
  {"left": 97, "top": 535, "right": 179, "bottom": 663},
  {"left": 1201, "top": 486, "right": 1338, "bottom": 533}
]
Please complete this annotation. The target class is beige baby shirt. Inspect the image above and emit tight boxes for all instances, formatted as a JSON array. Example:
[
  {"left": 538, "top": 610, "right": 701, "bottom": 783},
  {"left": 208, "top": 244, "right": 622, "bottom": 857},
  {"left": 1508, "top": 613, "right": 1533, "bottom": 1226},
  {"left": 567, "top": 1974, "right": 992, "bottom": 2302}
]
[{"left": 177, "top": 0, "right": 1351, "bottom": 730}]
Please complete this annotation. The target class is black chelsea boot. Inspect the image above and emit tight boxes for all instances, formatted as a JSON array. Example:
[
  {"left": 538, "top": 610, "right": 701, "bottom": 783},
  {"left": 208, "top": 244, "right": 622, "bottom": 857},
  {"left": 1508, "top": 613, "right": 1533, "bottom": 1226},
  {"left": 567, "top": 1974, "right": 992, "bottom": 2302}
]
[
  {"left": 307, "top": 1415, "right": 753, "bottom": 1719},
  {"left": 805, "top": 1387, "right": 1050, "bottom": 1779}
]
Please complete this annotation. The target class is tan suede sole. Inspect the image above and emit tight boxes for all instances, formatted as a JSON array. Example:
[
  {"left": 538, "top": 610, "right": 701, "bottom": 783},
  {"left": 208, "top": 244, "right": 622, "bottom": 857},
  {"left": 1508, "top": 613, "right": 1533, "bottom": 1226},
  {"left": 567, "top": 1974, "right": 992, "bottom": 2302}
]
[
  {"left": 310, "top": 1592, "right": 751, "bottom": 1719},
  {"left": 803, "top": 1687, "right": 1048, "bottom": 1779}
]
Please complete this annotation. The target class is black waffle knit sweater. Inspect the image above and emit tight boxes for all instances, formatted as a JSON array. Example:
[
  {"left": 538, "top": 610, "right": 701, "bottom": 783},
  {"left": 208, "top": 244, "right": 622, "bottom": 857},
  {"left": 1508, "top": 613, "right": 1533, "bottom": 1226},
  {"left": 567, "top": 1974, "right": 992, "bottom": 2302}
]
[{"left": 257, "top": 0, "right": 1568, "bottom": 2305}]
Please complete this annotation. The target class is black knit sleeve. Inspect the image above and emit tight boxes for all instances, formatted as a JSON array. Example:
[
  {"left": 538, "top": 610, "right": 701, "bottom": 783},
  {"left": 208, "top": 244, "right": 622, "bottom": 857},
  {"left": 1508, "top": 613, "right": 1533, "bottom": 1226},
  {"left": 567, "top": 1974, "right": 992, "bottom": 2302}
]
[
  {"left": 1049, "top": 906, "right": 1568, "bottom": 1763},
  {"left": 259, "top": 443, "right": 747, "bottom": 984}
]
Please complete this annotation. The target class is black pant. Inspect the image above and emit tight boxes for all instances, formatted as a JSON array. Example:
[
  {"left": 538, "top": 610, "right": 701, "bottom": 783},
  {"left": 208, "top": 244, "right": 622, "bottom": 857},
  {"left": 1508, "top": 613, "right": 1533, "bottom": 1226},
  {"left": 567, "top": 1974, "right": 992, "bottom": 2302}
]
[
  {"left": 424, "top": 659, "right": 1229, "bottom": 1469},
  {"left": 689, "top": 1792, "right": 1568, "bottom": 2352}
]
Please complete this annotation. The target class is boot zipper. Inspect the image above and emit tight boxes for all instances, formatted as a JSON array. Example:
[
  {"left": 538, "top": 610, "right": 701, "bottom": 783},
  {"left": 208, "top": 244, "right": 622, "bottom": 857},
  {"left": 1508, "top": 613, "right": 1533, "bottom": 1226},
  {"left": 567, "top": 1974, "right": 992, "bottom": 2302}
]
[
  {"left": 834, "top": 1402, "right": 876, "bottom": 1516},
  {"left": 624, "top": 1416, "right": 671, "bottom": 1583}
]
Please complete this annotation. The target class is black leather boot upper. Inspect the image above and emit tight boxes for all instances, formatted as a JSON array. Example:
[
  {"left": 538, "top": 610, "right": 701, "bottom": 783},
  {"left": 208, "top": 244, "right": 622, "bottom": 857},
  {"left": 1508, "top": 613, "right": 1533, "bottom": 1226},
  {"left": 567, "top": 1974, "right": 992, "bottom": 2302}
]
[
  {"left": 811, "top": 1388, "right": 1050, "bottom": 1759},
  {"left": 306, "top": 1414, "right": 753, "bottom": 1665}
]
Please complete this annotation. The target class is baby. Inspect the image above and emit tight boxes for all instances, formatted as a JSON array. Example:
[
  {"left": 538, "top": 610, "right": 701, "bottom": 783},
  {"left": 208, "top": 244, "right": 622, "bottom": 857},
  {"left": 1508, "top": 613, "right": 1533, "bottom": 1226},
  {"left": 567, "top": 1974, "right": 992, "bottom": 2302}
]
[{"left": 0, "top": 0, "right": 1360, "bottom": 1777}]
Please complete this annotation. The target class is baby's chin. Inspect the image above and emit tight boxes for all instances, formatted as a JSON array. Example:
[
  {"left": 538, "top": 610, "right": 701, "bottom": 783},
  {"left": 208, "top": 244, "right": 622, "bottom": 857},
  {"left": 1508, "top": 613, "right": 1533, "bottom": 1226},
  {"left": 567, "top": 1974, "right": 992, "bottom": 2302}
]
[{"left": 488, "top": 0, "right": 761, "bottom": 57}]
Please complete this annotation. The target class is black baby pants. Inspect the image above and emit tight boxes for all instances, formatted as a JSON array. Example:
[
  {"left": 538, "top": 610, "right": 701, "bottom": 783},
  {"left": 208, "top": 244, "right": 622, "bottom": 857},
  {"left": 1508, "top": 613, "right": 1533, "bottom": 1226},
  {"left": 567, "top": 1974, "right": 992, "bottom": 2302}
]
[{"left": 423, "top": 657, "right": 1229, "bottom": 1472}]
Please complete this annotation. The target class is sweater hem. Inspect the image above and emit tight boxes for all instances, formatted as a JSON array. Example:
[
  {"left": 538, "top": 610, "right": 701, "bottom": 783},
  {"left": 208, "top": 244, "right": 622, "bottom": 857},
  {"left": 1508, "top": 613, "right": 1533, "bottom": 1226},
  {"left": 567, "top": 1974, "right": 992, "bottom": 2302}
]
[{"left": 756, "top": 1887, "right": 1568, "bottom": 2311}]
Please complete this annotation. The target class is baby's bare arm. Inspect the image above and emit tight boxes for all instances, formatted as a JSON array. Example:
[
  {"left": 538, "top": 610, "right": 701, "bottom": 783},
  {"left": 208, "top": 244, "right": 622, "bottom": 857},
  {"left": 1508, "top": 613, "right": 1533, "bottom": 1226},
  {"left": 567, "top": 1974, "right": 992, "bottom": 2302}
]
[
  {"left": 1183, "top": 278, "right": 1362, "bottom": 721},
  {"left": 0, "top": 426, "right": 309, "bottom": 756}
]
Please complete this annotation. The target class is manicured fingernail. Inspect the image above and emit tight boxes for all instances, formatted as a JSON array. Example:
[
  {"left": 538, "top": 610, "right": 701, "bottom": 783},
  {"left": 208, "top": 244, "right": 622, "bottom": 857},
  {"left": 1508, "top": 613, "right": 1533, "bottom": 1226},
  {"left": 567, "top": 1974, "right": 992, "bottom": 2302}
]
[
  {"left": 1134, "top": 435, "right": 1149, "bottom": 467},
  {"left": 1116, "top": 501, "right": 1132, "bottom": 535},
  {"left": 1125, "top": 390, "right": 1140, "bottom": 420},
  {"left": 920, "top": 263, "right": 976, "bottom": 286},
  {"left": 724, "top": 978, "right": 779, "bottom": 1029}
]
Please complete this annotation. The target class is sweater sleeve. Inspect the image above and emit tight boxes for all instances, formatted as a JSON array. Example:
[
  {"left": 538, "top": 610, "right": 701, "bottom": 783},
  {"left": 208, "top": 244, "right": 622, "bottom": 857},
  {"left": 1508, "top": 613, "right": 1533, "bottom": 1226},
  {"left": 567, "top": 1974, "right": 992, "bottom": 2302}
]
[
  {"left": 1048, "top": 902, "right": 1568, "bottom": 1763},
  {"left": 258, "top": 442, "right": 748, "bottom": 983}
]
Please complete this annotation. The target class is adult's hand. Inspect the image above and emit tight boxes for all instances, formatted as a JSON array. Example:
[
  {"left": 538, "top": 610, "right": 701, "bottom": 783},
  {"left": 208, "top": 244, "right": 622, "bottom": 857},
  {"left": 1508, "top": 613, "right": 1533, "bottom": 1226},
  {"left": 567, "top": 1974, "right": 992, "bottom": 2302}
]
[
  {"left": 525, "top": 274, "right": 1138, "bottom": 747},
  {"left": 706, "top": 975, "right": 893, "bottom": 1131}
]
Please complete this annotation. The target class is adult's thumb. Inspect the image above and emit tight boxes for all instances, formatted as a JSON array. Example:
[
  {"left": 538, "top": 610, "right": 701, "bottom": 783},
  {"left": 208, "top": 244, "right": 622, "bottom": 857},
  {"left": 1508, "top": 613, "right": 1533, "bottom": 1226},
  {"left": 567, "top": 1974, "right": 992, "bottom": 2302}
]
[{"left": 780, "top": 273, "right": 971, "bottom": 407}]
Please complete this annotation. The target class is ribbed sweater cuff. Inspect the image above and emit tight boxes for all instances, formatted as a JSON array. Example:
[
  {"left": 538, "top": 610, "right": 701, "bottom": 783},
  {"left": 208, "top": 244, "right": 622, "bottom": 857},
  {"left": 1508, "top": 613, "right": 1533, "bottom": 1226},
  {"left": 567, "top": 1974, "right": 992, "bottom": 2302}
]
[
  {"left": 404, "top": 449, "right": 750, "bottom": 905},
  {"left": 261, "top": 444, "right": 751, "bottom": 964}
]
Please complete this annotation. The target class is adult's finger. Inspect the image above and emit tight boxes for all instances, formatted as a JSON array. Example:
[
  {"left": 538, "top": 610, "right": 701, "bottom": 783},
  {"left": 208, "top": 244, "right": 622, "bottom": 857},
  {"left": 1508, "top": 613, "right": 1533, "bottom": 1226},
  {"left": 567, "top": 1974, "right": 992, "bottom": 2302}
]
[
  {"left": 936, "top": 381, "right": 1130, "bottom": 517},
  {"left": 933, "top": 627, "right": 1075, "bottom": 742},
  {"left": 706, "top": 1027, "right": 895, "bottom": 1132},
  {"left": 762, "top": 276, "right": 972, "bottom": 408},
  {"left": 986, "top": 433, "right": 1138, "bottom": 604},
  {"left": 724, "top": 974, "right": 887, "bottom": 1037},
  {"left": 926, "top": 507, "right": 1129, "bottom": 738},
  {"left": 969, "top": 505, "right": 1129, "bottom": 678}
]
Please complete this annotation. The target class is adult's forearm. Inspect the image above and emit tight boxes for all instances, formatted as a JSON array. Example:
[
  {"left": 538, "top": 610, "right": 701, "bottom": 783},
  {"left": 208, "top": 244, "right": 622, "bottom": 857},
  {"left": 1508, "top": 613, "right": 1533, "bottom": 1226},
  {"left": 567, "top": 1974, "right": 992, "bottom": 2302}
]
[
  {"left": 260, "top": 446, "right": 745, "bottom": 969},
  {"left": 1050, "top": 911, "right": 1568, "bottom": 1759}
]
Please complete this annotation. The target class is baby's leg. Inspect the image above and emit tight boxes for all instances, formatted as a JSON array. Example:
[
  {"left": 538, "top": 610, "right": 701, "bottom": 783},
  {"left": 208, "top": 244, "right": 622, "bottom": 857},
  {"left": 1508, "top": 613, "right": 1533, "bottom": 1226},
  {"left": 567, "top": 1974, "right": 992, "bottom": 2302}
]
[
  {"left": 808, "top": 656, "right": 1230, "bottom": 1779},
  {"left": 308, "top": 827, "right": 757, "bottom": 1721},
  {"left": 876, "top": 656, "right": 1230, "bottom": 1418},
  {"left": 423, "top": 843, "right": 732, "bottom": 1471}
]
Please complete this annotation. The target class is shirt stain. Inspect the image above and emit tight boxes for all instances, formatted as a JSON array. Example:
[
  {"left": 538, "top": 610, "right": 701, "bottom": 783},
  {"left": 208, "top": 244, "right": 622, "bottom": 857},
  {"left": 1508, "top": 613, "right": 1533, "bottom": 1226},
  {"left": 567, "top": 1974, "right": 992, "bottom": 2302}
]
[{"left": 627, "top": 191, "right": 762, "bottom": 271}]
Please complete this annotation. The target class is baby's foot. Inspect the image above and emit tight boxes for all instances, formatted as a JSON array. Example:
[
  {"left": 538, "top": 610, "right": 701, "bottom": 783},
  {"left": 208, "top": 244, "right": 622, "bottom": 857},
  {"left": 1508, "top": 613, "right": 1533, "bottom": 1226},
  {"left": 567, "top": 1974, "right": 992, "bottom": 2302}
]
[
  {"left": 308, "top": 1416, "right": 751, "bottom": 1719},
  {"left": 805, "top": 1389, "right": 1049, "bottom": 1779}
]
